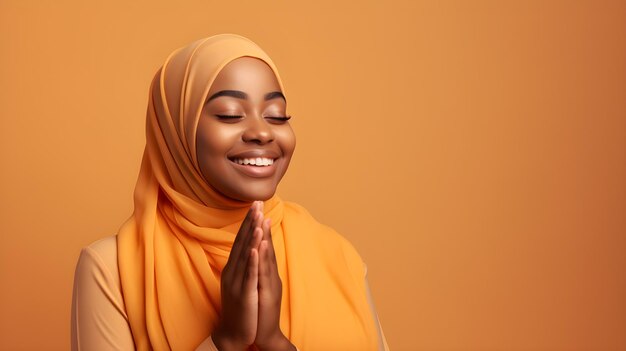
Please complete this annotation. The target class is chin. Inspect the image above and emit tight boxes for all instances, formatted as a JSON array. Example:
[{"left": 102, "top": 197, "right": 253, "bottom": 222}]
[{"left": 226, "top": 186, "right": 277, "bottom": 202}]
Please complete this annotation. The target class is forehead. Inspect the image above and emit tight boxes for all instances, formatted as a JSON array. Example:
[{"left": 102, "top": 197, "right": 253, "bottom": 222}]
[{"left": 208, "top": 56, "right": 282, "bottom": 94}]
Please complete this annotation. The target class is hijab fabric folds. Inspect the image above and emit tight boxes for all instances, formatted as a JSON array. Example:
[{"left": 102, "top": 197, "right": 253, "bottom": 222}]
[{"left": 117, "top": 34, "right": 379, "bottom": 351}]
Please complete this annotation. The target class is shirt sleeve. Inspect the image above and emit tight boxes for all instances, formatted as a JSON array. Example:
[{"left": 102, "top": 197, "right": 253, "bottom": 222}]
[
  {"left": 69, "top": 239, "right": 250, "bottom": 351},
  {"left": 71, "top": 245, "right": 136, "bottom": 350},
  {"left": 364, "top": 264, "right": 390, "bottom": 351}
]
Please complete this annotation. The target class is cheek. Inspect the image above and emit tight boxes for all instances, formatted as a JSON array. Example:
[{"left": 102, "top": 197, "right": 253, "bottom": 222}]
[
  {"left": 197, "top": 124, "right": 239, "bottom": 157},
  {"left": 276, "top": 127, "right": 296, "bottom": 157},
  {"left": 196, "top": 123, "right": 241, "bottom": 183}
]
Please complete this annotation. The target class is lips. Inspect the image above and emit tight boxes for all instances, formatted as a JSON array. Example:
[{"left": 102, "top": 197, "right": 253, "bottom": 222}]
[
  {"left": 228, "top": 149, "right": 280, "bottom": 160},
  {"left": 231, "top": 157, "right": 274, "bottom": 166},
  {"left": 227, "top": 149, "right": 281, "bottom": 178}
]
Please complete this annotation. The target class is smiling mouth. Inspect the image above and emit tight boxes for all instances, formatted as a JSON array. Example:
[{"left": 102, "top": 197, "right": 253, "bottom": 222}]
[{"left": 228, "top": 157, "right": 276, "bottom": 167}]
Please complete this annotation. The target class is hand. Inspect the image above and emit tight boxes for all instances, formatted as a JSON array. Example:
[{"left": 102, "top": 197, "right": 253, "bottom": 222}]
[
  {"left": 254, "top": 216, "right": 295, "bottom": 351},
  {"left": 213, "top": 201, "right": 264, "bottom": 351}
]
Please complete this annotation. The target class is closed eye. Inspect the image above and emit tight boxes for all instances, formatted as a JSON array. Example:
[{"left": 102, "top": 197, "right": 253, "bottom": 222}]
[
  {"left": 214, "top": 115, "right": 291, "bottom": 123},
  {"left": 215, "top": 114, "right": 243, "bottom": 123},
  {"left": 265, "top": 116, "right": 292, "bottom": 123}
]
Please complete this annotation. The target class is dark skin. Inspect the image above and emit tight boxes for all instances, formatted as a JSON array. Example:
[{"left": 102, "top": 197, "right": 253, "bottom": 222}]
[
  {"left": 196, "top": 57, "right": 296, "bottom": 351},
  {"left": 196, "top": 57, "right": 296, "bottom": 202}
]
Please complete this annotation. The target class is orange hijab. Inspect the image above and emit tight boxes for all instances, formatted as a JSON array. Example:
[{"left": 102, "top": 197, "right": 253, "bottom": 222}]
[{"left": 117, "top": 34, "right": 379, "bottom": 351}]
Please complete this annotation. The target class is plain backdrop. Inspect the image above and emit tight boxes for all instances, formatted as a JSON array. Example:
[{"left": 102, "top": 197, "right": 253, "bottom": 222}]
[{"left": 1, "top": 1, "right": 625, "bottom": 350}]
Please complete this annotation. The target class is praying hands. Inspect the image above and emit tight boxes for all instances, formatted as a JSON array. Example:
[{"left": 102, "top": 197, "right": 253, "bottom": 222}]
[{"left": 212, "top": 201, "right": 296, "bottom": 351}]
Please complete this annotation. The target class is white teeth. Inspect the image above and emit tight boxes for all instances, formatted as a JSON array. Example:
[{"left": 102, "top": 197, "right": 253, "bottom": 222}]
[{"left": 232, "top": 157, "right": 275, "bottom": 166}]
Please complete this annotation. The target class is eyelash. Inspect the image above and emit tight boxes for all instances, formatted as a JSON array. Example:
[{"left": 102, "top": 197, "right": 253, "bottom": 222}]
[{"left": 215, "top": 115, "right": 292, "bottom": 122}]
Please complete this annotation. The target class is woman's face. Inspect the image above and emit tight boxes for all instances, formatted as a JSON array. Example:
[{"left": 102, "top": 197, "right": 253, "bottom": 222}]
[{"left": 196, "top": 57, "right": 296, "bottom": 202}]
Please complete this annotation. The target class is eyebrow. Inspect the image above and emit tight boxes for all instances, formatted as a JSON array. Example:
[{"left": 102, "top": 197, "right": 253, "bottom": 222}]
[{"left": 206, "top": 90, "right": 286, "bottom": 103}]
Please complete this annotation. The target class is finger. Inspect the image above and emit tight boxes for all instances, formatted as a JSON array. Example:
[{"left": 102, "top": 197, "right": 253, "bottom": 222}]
[
  {"left": 262, "top": 218, "right": 278, "bottom": 267},
  {"left": 229, "top": 201, "right": 258, "bottom": 261},
  {"left": 258, "top": 240, "right": 270, "bottom": 292},
  {"left": 232, "top": 201, "right": 263, "bottom": 261},
  {"left": 237, "top": 210, "right": 263, "bottom": 263},
  {"left": 237, "top": 201, "right": 258, "bottom": 243},
  {"left": 261, "top": 217, "right": 270, "bottom": 241},
  {"left": 233, "top": 226, "right": 263, "bottom": 288},
  {"left": 242, "top": 245, "right": 259, "bottom": 293}
]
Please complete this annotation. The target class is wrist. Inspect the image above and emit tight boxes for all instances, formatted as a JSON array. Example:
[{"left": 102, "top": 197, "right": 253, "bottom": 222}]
[
  {"left": 212, "top": 328, "right": 249, "bottom": 351},
  {"left": 256, "top": 332, "right": 295, "bottom": 351}
]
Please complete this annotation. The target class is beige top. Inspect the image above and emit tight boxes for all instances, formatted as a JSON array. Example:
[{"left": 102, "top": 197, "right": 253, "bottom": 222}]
[{"left": 71, "top": 235, "right": 389, "bottom": 351}]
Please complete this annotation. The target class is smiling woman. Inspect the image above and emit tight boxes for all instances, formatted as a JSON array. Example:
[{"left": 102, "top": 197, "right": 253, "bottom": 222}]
[
  {"left": 70, "top": 34, "right": 389, "bottom": 351},
  {"left": 196, "top": 57, "right": 296, "bottom": 202}
]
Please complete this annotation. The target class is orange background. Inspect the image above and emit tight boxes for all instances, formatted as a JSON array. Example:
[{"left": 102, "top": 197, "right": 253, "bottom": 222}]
[{"left": 1, "top": 1, "right": 625, "bottom": 350}]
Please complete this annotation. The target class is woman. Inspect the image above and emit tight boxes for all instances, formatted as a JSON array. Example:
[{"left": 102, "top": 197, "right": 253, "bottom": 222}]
[{"left": 71, "top": 33, "right": 389, "bottom": 351}]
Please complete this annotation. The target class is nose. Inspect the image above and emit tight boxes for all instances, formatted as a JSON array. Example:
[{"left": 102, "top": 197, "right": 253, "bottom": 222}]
[{"left": 241, "top": 115, "right": 274, "bottom": 144}]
